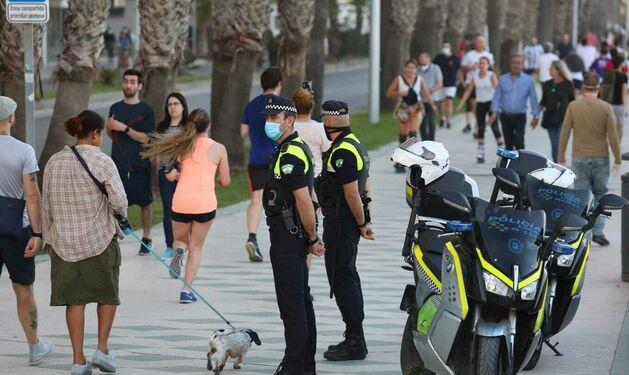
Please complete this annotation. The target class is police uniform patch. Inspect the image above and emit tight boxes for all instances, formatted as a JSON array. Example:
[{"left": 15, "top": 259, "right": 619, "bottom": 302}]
[
  {"left": 335, "top": 159, "right": 344, "bottom": 168},
  {"left": 281, "top": 164, "right": 295, "bottom": 174}
]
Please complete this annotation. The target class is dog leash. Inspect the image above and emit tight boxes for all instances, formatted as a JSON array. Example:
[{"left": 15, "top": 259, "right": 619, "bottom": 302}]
[{"left": 123, "top": 228, "right": 235, "bottom": 329}]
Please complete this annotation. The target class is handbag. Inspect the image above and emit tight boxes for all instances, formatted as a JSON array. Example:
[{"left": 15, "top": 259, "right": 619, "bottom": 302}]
[
  {"left": 401, "top": 76, "right": 419, "bottom": 106},
  {"left": 0, "top": 195, "right": 26, "bottom": 239}
]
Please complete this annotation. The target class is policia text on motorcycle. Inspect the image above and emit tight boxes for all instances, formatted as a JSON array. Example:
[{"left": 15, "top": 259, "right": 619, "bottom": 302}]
[
  {"left": 261, "top": 95, "right": 325, "bottom": 375},
  {"left": 316, "top": 100, "right": 375, "bottom": 362}
]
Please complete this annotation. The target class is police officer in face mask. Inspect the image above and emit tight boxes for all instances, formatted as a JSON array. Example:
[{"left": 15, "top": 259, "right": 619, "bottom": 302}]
[
  {"left": 261, "top": 95, "right": 325, "bottom": 375},
  {"left": 316, "top": 100, "right": 375, "bottom": 361}
]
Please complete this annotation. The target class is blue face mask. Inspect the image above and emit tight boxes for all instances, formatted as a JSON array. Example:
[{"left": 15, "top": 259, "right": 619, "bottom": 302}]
[{"left": 265, "top": 121, "right": 284, "bottom": 141}]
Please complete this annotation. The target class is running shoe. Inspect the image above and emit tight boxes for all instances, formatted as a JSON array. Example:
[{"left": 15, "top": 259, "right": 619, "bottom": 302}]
[
  {"left": 446, "top": 122, "right": 451, "bottom": 129},
  {"left": 138, "top": 237, "right": 152, "bottom": 255},
  {"left": 169, "top": 248, "right": 185, "bottom": 279},
  {"left": 246, "top": 237, "right": 264, "bottom": 262},
  {"left": 180, "top": 290, "right": 198, "bottom": 304},
  {"left": 28, "top": 338, "right": 53, "bottom": 365},
  {"left": 91, "top": 350, "right": 116, "bottom": 373},
  {"left": 71, "top": 363, "right": 92, "bottom": 375},
  {"left": 439, "top": 120, "right": 444, "bottom": 128},
  {"left": 161, "top": 247, "right": 174, "bottom": 262},
  {"left": 462, "top": 124, "right": 471, "bottom": 133},
  {"left": 592, "top": 235, "right": 610, "bottom": 246}
]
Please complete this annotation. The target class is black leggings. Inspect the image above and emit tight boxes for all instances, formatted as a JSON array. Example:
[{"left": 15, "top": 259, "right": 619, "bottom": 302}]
[{"left": 476, "top": 101, "right": 501, "bottom": 140}]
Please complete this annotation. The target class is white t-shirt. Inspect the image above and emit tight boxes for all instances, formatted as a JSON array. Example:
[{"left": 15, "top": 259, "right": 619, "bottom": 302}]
[
  {"left": 293, "top": 119, "right": 332, "bottom": 177},
  {"left": 576, "top": 45, "right": 598, "bottom": 72},
  {"left": 0, "top": 135, "right": 39, "bottom": 227},
  {"left": 462, "top": 49, "right": 495, "bottom": 70},
  {"left": 536, "top": 52, "right": 559, "bottom": 82},
  {"left": 467, "top": 70, "right": 495, "bottom": 102}
]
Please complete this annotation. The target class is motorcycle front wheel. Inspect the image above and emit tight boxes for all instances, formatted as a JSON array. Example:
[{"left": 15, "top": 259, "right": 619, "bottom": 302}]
[
  {"left": 475, "top": 336, "right": 505, "bottom": 374},
  {"left": 522, "top": 341, "right": 542, "bottom": 371},
  {"left": 401, "top": 315, "right": 434, "bottom": 375}
]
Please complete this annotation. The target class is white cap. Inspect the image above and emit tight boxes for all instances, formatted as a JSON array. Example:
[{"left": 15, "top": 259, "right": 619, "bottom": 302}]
[{"left": 0, "top": 96, "right": 17, "bottom": 121}]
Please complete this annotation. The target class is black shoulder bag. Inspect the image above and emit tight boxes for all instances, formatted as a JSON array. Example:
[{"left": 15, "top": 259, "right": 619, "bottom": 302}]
[
  {"left": 70, "top": 146, "right": 131, "bottom": 232},
  {"left": 0, "top": 195, "right": 26, "bottom": 239}
]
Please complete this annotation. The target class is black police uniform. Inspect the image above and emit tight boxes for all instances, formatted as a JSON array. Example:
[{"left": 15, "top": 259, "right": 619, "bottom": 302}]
[
  {"left": 264, "top": 131, "right": 317, "bottom": 374},
  {"left": 316, "top": 102, "right": 371, "bottom": 360}
]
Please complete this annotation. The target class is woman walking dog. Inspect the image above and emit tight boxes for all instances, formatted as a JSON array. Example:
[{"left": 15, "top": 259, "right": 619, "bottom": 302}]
[{"left": 143, "top": 109, "right": 230, "bottom": 303}]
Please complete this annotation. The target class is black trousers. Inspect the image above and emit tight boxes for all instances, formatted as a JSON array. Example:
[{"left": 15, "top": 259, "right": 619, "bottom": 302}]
[
  {"left": 420, "top": 102, "right": 436, "bottom": 141},
  {"left": 500, "top": 113, "right": 527, "bottom": 150},
  {"left": 269, "top": 225, "right": 316, "bottom": 374},
  {"left": 323, "top": 213, "right": 365, "bottom": 335},
  {"left": 476, "top": 101, "right": 502, "bottom": 140}
]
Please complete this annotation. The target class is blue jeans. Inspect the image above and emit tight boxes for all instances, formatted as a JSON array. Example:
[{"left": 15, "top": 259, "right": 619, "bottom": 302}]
[
  {"left": 572, "top": 157, "right": 610, "bottom": 236},
  {"left": 158, "top": 170, "right": 177, "bottom": 248},
  {"left": 546, "top": 123, "right": 562, "bottom": 162}
]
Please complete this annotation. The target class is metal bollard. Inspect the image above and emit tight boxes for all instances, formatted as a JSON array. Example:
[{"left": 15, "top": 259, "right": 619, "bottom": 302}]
[{"left": 622, "top": 152, "right": 629, "bottom": 282}]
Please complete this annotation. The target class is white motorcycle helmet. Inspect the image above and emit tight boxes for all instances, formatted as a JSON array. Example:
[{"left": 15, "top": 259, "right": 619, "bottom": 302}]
[
  {"left": 391, "top": 139, "right": 450, "bottom": 185},
  {"left": 527, "top": 161, "right": 576, "bottom": 188}
]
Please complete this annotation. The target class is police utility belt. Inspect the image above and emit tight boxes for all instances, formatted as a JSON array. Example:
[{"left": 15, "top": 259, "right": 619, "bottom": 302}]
[{"left": 266, "top": 208, "right": 303, "bottom": 237}]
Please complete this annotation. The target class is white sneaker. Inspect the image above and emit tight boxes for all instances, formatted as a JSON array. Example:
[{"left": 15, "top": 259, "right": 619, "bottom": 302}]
[
  {"left": 92, "top": 349, "right": 117, "bottom": 373},
  {"left": 71, "top": 362, "right": 92, "bottom": 375},
  {"left": 28, "top": 338, "right": 54, "bottom": 365}
]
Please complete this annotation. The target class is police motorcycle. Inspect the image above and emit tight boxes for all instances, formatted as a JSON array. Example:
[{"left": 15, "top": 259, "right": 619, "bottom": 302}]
[
  {"left": 488, "top": 149, "right": 629, "bottom": 370},
  {"left": 392, "top": 139, "right": 588, "bottom": 374}
]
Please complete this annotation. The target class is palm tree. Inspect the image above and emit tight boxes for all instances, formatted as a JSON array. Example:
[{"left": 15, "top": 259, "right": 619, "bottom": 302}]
[
  {"left": 380, "top": 0, "right": 420, "bottom": 107},
  {"left": 523, "top": 0, "right": 540, "bottom": 43},
  {"left": 0, "top": 3, "right": 44, "bottom": 143},
  {"left": 210, "top": 0, "right": 271, "bottom": 169},
  {"left": 277, "top": 0, "right": 315, "bottom": 97},
  {"left": 328, "top": 0, "right": 341, "bottom": 61},
  {"left": 196, "top": 0, "right": 211, "bottom": 57},
  {"left": 410, "top": 0, "right": 448, "bottom": 57},
  {"left": 306, "top": 0, "right": 329, "bottom": 119},
  {"left": 139, "top": 0, "right": 193, "bottom": 122},
  {"left": 38, "top": 0, "right": 110, "bottom": 173},
  {"left": 487, "top": 0, "right": 507, "bottom": 70},
  {"left": 466, "top": 0, "right": 487, "bottom": 38},
  {"left": 442, "top": 0, "right": 470, "bottom": 48},
  {"left": 499, "top": 0, "right": 526, "bottom": 73}
]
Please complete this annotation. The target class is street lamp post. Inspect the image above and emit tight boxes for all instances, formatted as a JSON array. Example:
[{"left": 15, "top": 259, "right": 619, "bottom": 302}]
[
  {"left": 369, "top": 0, "right": 380, "bottom": 124},
  {"left": 572, "top": 0, "right": 579, "bottom": 47}
]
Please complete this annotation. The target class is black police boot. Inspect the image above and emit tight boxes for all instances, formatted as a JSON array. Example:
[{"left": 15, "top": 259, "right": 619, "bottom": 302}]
[
  {"left": 323, "top": 333, "right": 368, "bottom": 361},
  {"left": 327, "top": 331, "right": 348, "bottom": 352}
]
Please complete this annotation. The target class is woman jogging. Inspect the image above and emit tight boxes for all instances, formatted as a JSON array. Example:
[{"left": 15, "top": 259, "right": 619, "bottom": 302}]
[
  {"left": 43, "top": 110, "right": 128, "bottom": 374},
  {"left": 142, "top": 109, "right": 230, "bottom": 303},
  {"left": 456, "top": 56, "right": 504, "bottom": 163},
  {"left": 538, "top": 60, "right": 575, "bottom": 162},
  {"left": 156, "top": 93, "right": 189, "bottom": 262},
  {"left": 386, "top": 59, "right": 434, "bottom": 172}
]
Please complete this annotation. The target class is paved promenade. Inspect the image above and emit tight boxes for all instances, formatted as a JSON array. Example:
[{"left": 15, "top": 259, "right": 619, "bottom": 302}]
[{"left": 0, "top": 113, "right": 628, "bottom": 374}]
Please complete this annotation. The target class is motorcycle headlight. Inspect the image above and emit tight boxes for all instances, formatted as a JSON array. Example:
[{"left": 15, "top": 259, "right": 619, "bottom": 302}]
[
  {"left": 520, "top": 282, "right": 538, "bottom": 300},
  {"left": 483, "top": 272, "right": 509, "bottom": 296},
  {"left": 556, "top": 252, "right": 576, "bottom": 267}
]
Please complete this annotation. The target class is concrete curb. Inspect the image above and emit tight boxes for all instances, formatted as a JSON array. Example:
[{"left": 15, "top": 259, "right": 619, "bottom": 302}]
[{"left": 611, "top": 299, "right": 629, "bottom": 374}]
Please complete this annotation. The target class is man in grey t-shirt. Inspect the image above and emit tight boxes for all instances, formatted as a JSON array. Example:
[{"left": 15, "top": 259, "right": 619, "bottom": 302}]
[
  {"left": 0, "top": 96, "right": 53, "bottom": 365},
  {"left": 418, "top": 53, "right": 443, "bottom": 141}
]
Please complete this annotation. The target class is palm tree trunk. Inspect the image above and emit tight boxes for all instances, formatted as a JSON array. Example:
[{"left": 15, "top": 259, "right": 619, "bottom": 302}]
[
  {"left": 537, "top": 0, "right": 555, "bottom": 44},
  {"left": 380, "top": 0, "right": 421, "bottom": 108},
  {"left": 328, "top": 0, "right": 342, "bottom": 61},
  {"left": 443, "top": 0, "right": 470, "bottom": 48},
  {"left": 0, "top": 3, "right": 44, "bottom": 143},
  {"left": 278, "top": 0, "right": 315, "bottom": 97},
  {"left": 523, "top": 0, "right": 541, "bottom": 42},
  {"left": 210, "top": 0, "right": 270, "bottom": 169},
  {"left": 552, "top": 0, "right": 570, "bottom": 40},
  {"left": 139, "top": 0, "right": 193, "bottom": 123},
  {"left": 306, "top": 0, "right": 329, "bottom": 120},
  {"left": 38, "top": 0, "right": 110, "bottom": 173},
  {"left": 410, "top": 0, "right": 448, "bottom": 57},
  {"left": 466, "top": 0, "right": 487, "bottom": 38},
  {"left": 196, "top": 0, "right": 211, "bottom": 57},
  {"left": 487, "top": 0, "right": 507, "bottom": 71},
  {"left": 499, "top": 0, "right": 526, "bottom": 73}
]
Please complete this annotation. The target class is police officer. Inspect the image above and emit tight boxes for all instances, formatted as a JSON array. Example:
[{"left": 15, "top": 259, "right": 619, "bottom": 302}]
[
  {"left": 261, "top": 95, "right": 325, "bottom": 375},
  {"left": 316, "top": 100, "right": 375, "bottom": 361}
]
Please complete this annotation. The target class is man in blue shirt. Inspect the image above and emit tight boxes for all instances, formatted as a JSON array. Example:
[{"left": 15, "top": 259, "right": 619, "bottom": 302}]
[
  {"left": 240, "top": 67, "right": 282, "bottom": 262},
  {"left": 490, "top": 55, "right": 540, "bottom": 150}
]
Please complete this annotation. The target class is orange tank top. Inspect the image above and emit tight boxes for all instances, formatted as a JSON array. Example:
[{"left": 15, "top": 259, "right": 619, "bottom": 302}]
[{"left": 172, "top": 137, "right": 218, "bottom": 214}]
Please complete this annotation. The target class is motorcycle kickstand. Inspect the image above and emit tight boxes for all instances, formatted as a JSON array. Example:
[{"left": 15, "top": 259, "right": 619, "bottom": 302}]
[{"left": 544, "top": 340, "right": 564, "bottom": 356}]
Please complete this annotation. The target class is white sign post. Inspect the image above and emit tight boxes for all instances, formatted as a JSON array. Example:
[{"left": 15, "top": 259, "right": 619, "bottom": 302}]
[{"left": 5, "top": 0, "right": 49, "bottom": 151}]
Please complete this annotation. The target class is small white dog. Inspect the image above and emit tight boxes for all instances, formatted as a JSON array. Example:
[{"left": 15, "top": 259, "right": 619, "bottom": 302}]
[{"left": 207, "top": 329, "right": 261, "bottom": 374}]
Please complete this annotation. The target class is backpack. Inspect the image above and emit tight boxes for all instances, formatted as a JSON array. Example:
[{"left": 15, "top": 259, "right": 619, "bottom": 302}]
[{"left": 600, "top": 70, "right": 616, "bottom": 103}]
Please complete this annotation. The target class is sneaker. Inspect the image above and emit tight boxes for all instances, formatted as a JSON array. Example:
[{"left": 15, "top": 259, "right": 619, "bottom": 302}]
[
  {"left": 71, "top": 363, "right": 92, "bottom": 375},
  {"left": 169, "top": 248, "right": 185, "bottom": 279},
  {"left": 592, "top": 235, "right": 610, "bottom": 246},
  {"left": 91, "top": 349, "right": 116, "bottom": 373},
  {"left": 439, "top": 120, "right": 444, "bottom": 128},
  {"left": 446, "top": 122, "right": 451, "bottom": 129},
  {"left": 462, "top": 124, "right": 471, "bottom": 133},
  {"left": 180, "top": 290, "right": 198, "bottom": 304},
  {"left": 246, "top": 237, "right": 264, "bottom": 262},
  {"left": 138, "top": 237, "right": 152, "bottom": 255},
  {"left": 28, "top": 338, "right": 54, "bottom": 365},
  {"left": 161, "top": 247, "right": 174, "bottom": 262},
  {"left": 324, "top": 333, "right": 367, "bottom": 361}
]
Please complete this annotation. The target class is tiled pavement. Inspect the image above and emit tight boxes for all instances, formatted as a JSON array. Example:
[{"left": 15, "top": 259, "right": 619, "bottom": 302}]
[{"left": 1, "top": 113, "right": 628, "bottom": 374}]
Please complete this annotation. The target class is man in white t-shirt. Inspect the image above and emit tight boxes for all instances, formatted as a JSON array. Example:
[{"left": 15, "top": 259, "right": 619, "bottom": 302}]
[
  {"left": 576, "top": 38, "right": 598, "bottom": 72},
  {"left": 459, "top": 35, "right": 495, "bottom": 133},
  {"left": 536, "top": 42, "right": 559, "bottom": 83}
]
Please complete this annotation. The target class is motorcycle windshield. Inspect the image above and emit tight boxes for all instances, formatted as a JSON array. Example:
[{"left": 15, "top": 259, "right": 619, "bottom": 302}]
[
  {"left": 477, "top": 205, "right": 546, "bottom": 281},
  {"left": 526, "top": 177, "right": 590, "bottom": 242}
]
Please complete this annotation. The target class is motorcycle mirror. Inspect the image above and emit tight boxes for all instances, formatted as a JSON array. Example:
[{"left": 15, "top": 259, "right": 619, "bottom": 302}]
[
  {"left": 553, "top": 213, "right": 588, "bottom": 233},
  {"left": 492, "top": 167, "right": 522, "bottom": 196},
  {"left": 438, "top": 191, "right": 472, "bottom": 214},
  {"left": 597, "top": 193, "right": 629, "bottom": 211}
]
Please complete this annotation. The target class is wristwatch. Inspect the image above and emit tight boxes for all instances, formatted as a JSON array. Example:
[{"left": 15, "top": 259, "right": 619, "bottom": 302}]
[
  {"left": 358, "top": 221, "right": 369, "bottom": 228},
  {"left": 31, "top": 232, "right": 42, "bottom": 238},
  {"left": 307, "top": 236, "right": 319, "bottom": 246},
  {"left": 124, "top": 126, "right": 130, "bottom": 133}
]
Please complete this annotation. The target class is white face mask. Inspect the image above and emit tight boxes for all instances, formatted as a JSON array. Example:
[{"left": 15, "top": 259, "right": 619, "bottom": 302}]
[
  {"left": 441, "top": 48, "right": 451, "bottom": 56},
  {"left": 420, "top": 64, "right": 429, "bottom": 71}
]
